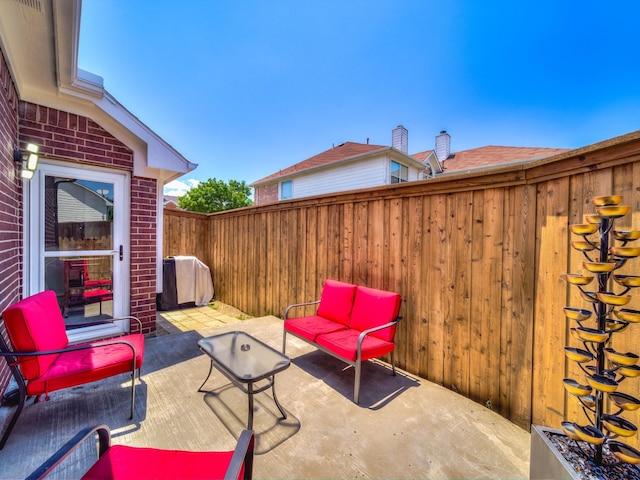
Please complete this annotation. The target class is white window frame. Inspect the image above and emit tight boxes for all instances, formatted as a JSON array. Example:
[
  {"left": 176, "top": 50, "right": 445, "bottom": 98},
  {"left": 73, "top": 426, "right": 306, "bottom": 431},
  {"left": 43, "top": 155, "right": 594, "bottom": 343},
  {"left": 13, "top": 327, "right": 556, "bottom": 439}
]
[
  {"left": 280, "top": 179, "right": 293, "bottom": 200},
  {"left": 390, "top": 160, "right": 408, "bottom": 184}
]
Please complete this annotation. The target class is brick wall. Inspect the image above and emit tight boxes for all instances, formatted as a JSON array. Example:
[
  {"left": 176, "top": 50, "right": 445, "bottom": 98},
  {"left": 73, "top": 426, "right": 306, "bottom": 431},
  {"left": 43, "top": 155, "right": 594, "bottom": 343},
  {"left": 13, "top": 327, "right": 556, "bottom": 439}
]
[
  {"left": 255, "top": 183, "right": 278, "bottom": 205},
  {"left": 17, "top": 102, "right": 134, "bottom": 168},
  {"left": 130, "top": 177, "right": 158, "bottom": 334},
  {"left": 0, "top": 47, "right": 23, "bottom": 393}
]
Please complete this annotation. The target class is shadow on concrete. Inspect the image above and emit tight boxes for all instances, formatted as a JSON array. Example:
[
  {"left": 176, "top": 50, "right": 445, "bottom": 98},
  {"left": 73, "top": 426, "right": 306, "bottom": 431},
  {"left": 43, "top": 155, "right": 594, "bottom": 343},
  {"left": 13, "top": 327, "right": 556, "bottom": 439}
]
[
  {"left": 291, "top": 350, "right": 421, "bottom": 409},
  {"left": 203, "top": 383, "right": 300, "bottom": 455}
]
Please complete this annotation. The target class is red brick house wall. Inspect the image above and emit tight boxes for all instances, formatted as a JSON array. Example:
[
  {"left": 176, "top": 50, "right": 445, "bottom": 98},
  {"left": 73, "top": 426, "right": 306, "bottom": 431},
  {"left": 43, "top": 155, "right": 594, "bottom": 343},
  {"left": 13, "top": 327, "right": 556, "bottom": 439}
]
[
  {"left": 255, "top": 183, "right": 278, "bottom": 205},
  {"left": 17, "top": 102, "right": 133, "bottom": 168},
  {"left": 0, "top": 47, "right": 23, "bottom": 394},
  {"left": 130, "top": 177, "right": 158, "bottom": 334}
]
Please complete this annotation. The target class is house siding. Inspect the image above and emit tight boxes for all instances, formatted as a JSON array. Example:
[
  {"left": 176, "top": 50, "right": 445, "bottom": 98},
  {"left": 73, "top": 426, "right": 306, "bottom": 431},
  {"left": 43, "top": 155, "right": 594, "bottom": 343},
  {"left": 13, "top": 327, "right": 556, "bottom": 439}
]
[
  {"left": 408, "top": 168, "right": 420, "bottom": 181},
  {"left": 294, "top": 156, "right": 389, "bottom": 198},
  {"left": 255, "top": 154, "right": 424, "bottom": 204},
  {"left": 0, "top": 46, "right": 24, "bottom": 394},
  {"left": 57, "top": 183, "right": 111, "bottom": 222},
  {"left": 293, "top": 155, "right": 419, "bottom": 198}
]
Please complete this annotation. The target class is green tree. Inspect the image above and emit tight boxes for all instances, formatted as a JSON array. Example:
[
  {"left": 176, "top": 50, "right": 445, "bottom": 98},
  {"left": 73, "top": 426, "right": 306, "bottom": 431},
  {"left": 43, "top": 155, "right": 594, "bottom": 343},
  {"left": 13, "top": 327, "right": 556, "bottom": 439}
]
[{"left": 177, "top": 178, "right": 253, "bottom": 213}]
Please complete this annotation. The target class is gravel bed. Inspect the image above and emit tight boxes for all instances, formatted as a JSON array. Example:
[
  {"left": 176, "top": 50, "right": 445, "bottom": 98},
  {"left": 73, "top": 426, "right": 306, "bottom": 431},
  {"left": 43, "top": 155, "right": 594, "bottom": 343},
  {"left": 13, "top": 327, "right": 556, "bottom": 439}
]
[{"left": 546, "top": 432, "right": 640, "bottom": 480}]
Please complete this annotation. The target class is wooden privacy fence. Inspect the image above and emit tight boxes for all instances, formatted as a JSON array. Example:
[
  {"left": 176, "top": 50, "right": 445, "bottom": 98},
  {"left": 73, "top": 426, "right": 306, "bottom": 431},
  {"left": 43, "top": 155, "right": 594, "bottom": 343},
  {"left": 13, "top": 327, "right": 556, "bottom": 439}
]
[{"left": 163, "top": 131, "right": 640, "bottom": 439}]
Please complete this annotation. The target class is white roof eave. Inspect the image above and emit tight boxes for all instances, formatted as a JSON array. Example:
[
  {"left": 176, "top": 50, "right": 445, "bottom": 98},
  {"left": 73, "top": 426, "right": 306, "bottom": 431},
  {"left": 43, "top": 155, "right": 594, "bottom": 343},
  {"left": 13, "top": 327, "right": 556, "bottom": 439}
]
[
  {"left": 1, "top": 0, "right": 196, "bottom": 183},
  {"left": 53, "top": 0, "right": 196, "bottom": 181}
]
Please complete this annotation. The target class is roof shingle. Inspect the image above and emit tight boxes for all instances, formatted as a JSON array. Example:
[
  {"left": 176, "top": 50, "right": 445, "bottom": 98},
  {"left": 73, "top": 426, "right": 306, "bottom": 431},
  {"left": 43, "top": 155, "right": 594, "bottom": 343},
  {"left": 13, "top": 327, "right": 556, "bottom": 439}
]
[
  {"left": 253, "top": 142, "right": 388, "bottom": 184},
  {"left": 411, "top": 145, "right": 569, "bottom": 172}
]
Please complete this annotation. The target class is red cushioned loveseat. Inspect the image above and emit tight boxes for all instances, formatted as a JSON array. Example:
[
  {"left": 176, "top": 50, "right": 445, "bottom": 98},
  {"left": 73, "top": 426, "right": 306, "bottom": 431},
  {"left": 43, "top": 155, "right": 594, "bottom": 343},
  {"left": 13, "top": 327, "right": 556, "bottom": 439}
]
[{"left": 282, "top": 279, "right": 402, "bottom": 403}]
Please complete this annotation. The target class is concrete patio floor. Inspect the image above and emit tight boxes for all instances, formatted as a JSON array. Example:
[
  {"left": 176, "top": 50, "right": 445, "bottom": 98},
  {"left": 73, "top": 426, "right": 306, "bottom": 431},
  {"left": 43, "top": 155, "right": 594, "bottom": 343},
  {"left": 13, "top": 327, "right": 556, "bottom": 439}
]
[{"left": 0, "top": 306, "right": 530, "bottom": 479}]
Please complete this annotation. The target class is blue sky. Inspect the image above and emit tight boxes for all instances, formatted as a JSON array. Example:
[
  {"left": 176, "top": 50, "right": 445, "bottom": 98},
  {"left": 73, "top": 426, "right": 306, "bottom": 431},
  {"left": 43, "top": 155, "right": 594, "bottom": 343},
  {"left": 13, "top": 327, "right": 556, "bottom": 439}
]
[{"left": 79, "top": 1, "right": 640, "bottom": 196}]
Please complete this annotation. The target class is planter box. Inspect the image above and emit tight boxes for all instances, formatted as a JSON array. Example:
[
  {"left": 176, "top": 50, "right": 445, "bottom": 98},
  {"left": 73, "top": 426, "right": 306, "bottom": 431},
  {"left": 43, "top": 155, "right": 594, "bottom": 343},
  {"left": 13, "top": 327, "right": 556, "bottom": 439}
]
[{"left": 530, "top": 425, "right": 580, "bottom": 480}]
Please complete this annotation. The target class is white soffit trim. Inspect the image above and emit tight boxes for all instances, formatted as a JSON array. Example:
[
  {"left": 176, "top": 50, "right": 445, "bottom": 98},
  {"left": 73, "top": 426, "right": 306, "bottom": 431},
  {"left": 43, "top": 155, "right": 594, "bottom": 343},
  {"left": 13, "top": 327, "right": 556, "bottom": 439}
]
[
  {"left": 423, "top": 151, "right": 443, "bottom": 175},
  {"left": 50, "top": 0, "right": 196, "bottom": 177}
]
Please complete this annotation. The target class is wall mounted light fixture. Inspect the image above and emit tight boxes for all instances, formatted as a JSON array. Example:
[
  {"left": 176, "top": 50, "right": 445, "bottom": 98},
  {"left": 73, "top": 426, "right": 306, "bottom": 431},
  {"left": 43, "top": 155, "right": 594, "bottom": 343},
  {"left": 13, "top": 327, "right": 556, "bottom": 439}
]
[{"left": 13, "top": 143, "right": 39, "bottom": 179}]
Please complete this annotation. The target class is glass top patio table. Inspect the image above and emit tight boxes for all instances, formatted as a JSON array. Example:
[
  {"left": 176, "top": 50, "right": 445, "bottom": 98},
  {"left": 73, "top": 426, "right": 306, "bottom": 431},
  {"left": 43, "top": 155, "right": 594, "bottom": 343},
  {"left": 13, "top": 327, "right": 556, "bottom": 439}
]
[{"left": 197, "top": 331, "right": 290, "bottom": 429}]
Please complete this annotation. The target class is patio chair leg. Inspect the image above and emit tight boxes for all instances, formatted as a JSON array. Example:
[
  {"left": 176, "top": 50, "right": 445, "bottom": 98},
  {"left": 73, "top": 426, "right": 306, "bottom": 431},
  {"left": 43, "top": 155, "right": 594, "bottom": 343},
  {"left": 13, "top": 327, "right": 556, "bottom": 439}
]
[
  {"left": 391, "top": 351, "right": 396, "bottom": 376},
  {"left": 354, "top": 360, "right": 361, "bottom": 405},
  {"left": 129, "top": 370, "right": 135, "bottom": 420},
  {"left": 0, "top": 375, "right": 26, "bottom": 450},
  {"left": 282, "top": 331, "right": 287, "bottom": 354}
]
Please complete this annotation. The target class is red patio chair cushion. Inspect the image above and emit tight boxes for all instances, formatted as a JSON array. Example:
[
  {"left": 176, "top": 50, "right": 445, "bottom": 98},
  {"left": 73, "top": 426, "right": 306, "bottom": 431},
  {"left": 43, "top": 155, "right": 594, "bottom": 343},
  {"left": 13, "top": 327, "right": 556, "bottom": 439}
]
[
  {"left": 348, "top": 286, "right": 401, "bottom": 341},
  {"left": 316, "top": 329, "right": 395, "bottom": 362},
  {"left": 2, "top": 290, "right": 69, "bottom": 380},
  {"left": 83, "top": 289, "right": 113, "bottom": 301},
  {"left": 284, "top": 315, "right": 347, "bottom": 343},
  {"left": 25, "top": 335, "right": 145, "bottom": 396},
  {"left": 82, "top": 445, "right": 239, "bottom": 480},
  {"left": 316, "top": 279, "right": 357, "bottom": 326}
]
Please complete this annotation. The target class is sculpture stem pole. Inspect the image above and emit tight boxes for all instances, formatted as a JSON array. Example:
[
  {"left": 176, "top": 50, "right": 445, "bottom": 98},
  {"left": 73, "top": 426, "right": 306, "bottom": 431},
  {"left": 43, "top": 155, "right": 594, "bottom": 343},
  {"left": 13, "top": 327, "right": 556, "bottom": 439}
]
[{"left": 594, "top": 216, "right": 611, "bottom": 465}]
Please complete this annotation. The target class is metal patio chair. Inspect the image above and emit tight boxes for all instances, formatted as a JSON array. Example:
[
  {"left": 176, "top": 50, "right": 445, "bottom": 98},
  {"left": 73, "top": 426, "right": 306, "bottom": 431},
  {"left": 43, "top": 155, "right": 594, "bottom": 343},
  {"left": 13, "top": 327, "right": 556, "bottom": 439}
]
[
  {"left": 0, "top": 290, "right": 144, "bottom": 449},
  {"left": 27, "top": 424, "right": 254, "bottom": 480}
]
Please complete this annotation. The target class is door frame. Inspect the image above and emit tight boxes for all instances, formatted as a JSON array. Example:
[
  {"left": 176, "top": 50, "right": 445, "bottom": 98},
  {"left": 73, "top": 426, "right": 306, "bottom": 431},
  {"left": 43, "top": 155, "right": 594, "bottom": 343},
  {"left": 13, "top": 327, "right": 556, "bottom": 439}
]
[{"left": 24, "top": 159, "right": 131, "bottom": 341}]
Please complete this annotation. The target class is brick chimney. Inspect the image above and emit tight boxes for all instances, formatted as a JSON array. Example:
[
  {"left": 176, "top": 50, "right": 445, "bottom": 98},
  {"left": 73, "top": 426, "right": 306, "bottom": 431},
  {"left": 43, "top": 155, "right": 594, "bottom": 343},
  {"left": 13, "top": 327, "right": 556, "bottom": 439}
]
[
  {"left": 435, "top": 130, "right": 451, "bottom": 161},
  {"left": 392, "top": 125, "right": 408, "bottom": 154}
]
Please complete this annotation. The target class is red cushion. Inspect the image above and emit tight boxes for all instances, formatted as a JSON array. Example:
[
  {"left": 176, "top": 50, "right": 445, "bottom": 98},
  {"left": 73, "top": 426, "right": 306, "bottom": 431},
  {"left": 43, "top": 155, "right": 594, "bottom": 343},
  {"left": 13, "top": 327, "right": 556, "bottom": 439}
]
[
  {"left": 316, "top": 329, "right": 395, "bottom": 362},
  {"left": 84, "top": 279, "right": 112, "bottom": 289},
  {"left": 348, "top": 287, "right": 401, "bottom": 341},
  {"left": 83, "top": 289, "right": 113, "bottom": 300},
  {"left": 284, "top": 316, "right": 347, "bottom": 343},
  {"left": 26, "top": 334, "right": 145, "bottom": 396},
  {"left": 2, "top": 290, "right": 68, "bottom": 380},
  {"left": 316, "top": 279, "right": 357, "bottom": 326},
  {"left": 82, "top": 445, "right": 239, "bottom": 480}
]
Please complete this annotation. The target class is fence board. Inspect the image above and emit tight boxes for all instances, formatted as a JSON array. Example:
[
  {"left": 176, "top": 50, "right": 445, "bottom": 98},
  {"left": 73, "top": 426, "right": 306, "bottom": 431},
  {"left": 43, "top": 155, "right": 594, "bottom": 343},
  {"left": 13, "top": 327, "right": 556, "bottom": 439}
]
[
  {"left": 445, "top": 192, "right": 472, "bottom": 396},
  {"left": 404, "top": 196, "right": 423, "bottom": 375},
  {"left": 532, "top": 177, "right": 571, "bottom": 428},
  {"left": 426, "top": 193, "right": 447, "bottom": 385}
]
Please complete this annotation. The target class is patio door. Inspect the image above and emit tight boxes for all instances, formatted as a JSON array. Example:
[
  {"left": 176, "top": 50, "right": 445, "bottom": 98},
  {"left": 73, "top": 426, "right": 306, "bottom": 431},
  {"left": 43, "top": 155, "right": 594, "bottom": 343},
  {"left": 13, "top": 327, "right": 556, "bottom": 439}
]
[{"left": 26, "top": 161, "right": 130, "bottom": 341}]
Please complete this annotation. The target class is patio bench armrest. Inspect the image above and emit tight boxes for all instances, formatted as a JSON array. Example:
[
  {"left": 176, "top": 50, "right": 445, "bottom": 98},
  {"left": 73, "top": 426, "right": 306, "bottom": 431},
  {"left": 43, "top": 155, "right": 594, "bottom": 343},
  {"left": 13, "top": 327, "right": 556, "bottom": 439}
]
[
  {"left": 283, "top": 300, "right": 320, "bottom": 319},
  {"left": 356, "top": 316, "right": 402, "bottom": 361},
  {"left": 0, "top": 338, "right": 138, "bottom": 361},
  {"left": 226, "top": 429, "right": 255, "bottom": 480},
  {"left": 64, "top": 315, "right": 143, "bottom": 333},
  {"left": 26, "top": 424, "right": 111, "bottom": 480}
]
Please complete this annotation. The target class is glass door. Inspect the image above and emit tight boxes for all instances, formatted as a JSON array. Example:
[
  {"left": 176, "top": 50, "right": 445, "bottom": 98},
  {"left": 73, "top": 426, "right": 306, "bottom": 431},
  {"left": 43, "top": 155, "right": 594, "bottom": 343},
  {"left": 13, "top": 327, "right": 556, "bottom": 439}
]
[{"left": 27, "top": 161, "right": 129, "bottom": 339}]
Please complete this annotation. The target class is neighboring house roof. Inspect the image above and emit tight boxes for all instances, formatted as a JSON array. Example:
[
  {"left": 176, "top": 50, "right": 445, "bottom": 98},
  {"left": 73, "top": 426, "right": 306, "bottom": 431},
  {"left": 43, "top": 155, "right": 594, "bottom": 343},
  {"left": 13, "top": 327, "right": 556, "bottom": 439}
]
[
  {"left": 163, "top": 195, "right": 180, "bottom": 210},
  {"left": 252, "top": 141, "right": 425, "bottom": 186},
  {"left": 412, "top": 146, "right": 570, "bottom": 173},
  {"left": 412, "top": 149, "right": 435, "bottom": 162},
  {"left": 254, "top": 141, "right": 569, "bottom": 188}
]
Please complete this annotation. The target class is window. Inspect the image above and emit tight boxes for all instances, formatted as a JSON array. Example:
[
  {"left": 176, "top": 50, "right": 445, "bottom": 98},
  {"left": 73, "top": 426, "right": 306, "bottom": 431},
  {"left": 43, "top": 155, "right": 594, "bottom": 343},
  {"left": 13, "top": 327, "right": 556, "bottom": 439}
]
[
  {"left": 280, "top": 180, "right": 292, "bottom": 200},
  {"left": 390, "top": 161, "right": 408, "bottom": 183}
]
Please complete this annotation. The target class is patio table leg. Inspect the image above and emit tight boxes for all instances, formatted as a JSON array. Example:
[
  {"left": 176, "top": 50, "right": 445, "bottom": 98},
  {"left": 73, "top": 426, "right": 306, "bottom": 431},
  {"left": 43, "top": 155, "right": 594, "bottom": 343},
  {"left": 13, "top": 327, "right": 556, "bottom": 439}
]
[
  {"left": 271, "top": 376, "right": 287, "bottom": 420},
  {"left": 197, "top": 360, "right": 215, "bottom": 392}
]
